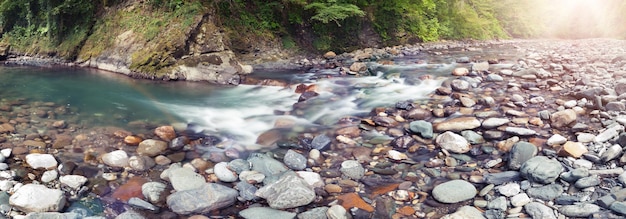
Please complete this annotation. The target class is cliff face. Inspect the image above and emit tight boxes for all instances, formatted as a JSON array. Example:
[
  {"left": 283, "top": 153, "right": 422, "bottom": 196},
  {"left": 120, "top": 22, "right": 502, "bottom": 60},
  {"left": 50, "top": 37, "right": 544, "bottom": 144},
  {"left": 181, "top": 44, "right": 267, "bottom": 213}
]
[{"left": 74, "top": 2, "right": 251, "bottom": 85}]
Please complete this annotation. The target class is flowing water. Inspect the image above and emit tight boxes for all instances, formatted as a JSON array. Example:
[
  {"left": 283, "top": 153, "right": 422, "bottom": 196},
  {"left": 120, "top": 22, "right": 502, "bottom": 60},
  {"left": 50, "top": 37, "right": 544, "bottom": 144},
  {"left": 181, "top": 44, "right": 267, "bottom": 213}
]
[{"left": 0, "top": 44, "right": 520, "bottom": 149}]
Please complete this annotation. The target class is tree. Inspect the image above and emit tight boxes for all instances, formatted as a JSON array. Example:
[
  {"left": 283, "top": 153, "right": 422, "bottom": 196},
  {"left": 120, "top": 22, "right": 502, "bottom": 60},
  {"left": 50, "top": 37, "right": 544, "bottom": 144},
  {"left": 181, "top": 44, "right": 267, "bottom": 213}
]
[{"left": 304, "top": 0, "right": 365, "bottom": 26}]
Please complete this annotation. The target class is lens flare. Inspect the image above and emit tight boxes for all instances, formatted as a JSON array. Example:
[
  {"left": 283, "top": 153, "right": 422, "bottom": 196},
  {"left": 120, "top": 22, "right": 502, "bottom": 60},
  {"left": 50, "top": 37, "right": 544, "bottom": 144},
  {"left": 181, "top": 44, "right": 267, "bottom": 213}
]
[{"left": 539, "top": 0, "right": 625, "bottom": 38}]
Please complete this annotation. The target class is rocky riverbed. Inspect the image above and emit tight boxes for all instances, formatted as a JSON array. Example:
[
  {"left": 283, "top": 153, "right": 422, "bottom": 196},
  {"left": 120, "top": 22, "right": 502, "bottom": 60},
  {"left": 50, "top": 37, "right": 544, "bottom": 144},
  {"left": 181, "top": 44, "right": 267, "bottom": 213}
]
[{"left": 1, "top": 38, "right": 626, "bottom": 219}]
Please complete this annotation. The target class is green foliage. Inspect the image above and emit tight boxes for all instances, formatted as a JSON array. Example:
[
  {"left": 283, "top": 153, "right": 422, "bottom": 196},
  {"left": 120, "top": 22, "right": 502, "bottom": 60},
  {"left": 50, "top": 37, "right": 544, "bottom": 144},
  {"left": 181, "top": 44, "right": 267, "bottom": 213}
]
[{"left": 304, "top": 0, "right": 365, "bottom": 26}]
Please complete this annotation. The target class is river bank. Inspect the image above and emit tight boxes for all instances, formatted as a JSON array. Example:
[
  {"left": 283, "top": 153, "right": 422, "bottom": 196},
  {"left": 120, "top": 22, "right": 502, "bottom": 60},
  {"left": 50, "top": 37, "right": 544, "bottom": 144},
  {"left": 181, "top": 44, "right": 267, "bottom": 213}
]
[{"left": 1, "top": 39, "right": 626, "bottom": 218}]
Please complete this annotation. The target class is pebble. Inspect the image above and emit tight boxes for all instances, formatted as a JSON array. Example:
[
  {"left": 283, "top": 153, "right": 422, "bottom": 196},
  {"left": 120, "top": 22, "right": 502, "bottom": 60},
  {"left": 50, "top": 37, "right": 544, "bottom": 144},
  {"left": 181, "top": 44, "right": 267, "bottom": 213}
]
[
  {"left": 298, "top": 207, "right": 329, "bottom": 219},
  {"left": 239, "top": 207, "right": 297, "bottom": 219},
  {"left": 41, "top": 170, "right": 58, "bottom": 183},
  {"left": 339, "top": 160, "right": 365, "bottom": 180},
  {"left": 167, "top": 183, "right": 238, "bottom": 215},
  {"left": 547, "top": 134, "right": 567, "bottom": 146},
  {"left": 142, "top": 182, "right": 166, "bottom": 203},
  {"left": 161, "top": 164, "right": 206, "bottom": 191},
  {"left": 520, "top": 156, "right": 563, "bottom": 184},
  {"left": 510, "top": 193, "right": 531, "bottom": 207},
  {"left": 482, "top": 118, "right": 510, "bottom": 129},
  {"left": 436, "top": 131, "right": 471, "bottom": 154},
  {"left": 497, "top": 183, "right": 520, "bottom": 197},
  {"left": 610, "top": 201, "right": 626, "bottom": 215},
  {"left": 595, "top": 125, "right": 623, "bottom": 143},
  {"left": 559, "top": 203, "right": 601, "bottom": 217},
  {"left": 409, "top": 120, "right": 433, "bottom": 138},
  {"left": 59, "top": 175, "right": 88, "bottom": 190},
  {"left": 505, "top": 127, "right": 536, "bottom": 136},
  {"left": 574, "top": 175, "right": 601, "bottom": 188},
  {"left": 128, "top": 197, "right": 158, "bottom": 212},
  {"left": 283, "top": 150, "right": 307, "bottom": 170},
  {"left": 101, "top": 150, "right": 129, "bottom": 168},
  {"left": 508, "top": 141, "right": 538, "bottom": 170},
  {"left": 560, "top": 141, "right": 588, "bottom": 158},
  {"left": 434, "top": 117, "right": 481, "bottom": 132},
  {"left": 25, "top": 154, "right": 58, "bottom": 169},
  {"left": 311, "top": 134, "right": 331, "bottom": 151},
  {"left": 214, "top": 162, "right": 238, "bottom": 182},
  {"left": 326, "top": 205, "right": 350, "bottom": 219},
  {"left": 432, "top": 180, "right": 477, "bottom": 203},
  {"left": 487, "top": 196, "right": 507, "bottom": 211},
  {"left": 9, "top": 184, "right": 66, "bottom": 213},
  {"left": 524, "top": 202, "right": 556, "bottom": 219},
  {"left": 255, "top": 173, "right": 316, "bottom": 209},
  {"left": 440, "top": 206, "right": 485, "bottom": 219},
  {"left": 137, "top": 139, "right": 168, "bottom": 157},
  {"left": 550, "top": 109, "right": 577, "bottom": 129},
  {"left": 526, "top": 184, "right": 564, "bottom": 201}
]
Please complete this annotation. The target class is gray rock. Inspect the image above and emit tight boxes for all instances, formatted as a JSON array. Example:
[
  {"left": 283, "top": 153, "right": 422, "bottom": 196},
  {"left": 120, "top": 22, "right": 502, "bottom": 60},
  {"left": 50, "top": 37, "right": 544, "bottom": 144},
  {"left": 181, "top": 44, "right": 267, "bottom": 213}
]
[
  {"left": 575, "top": 175, "right": 601, "bottom": 188},
  {"left": 239, "top": 207, "right": 297, "bottom": 219},
  {"left": 9, "top": 184, "right": 66, "bottom": 213},
  {"left": 128, "top": 197, "right": 158, "bottom": 212},
  {"left": 339, "top": 160, "right": 365, "bottom": 180},
  {"left": 524, "top": 202, "right": 556, "bottom": 219},
  {"left": 326, "top": 205, "right": 350, "bottom": 219},
  {"left": 610, "top": 201, "right": 626, "bottom": 215},
  {"left": 137, "top": 139, "right": 168, "bottom": 157},
  {"left": 461, "top": 130, "right": 485, "bottom": 144},
  {"left": 160, "top": 163, "right": 206, "bottom": 191},
  {"left": 441, "top": 206, "right": 485, "bottom": 219},
  {"left": 487, "top": 196, "right": 507, "bottom": 211},
  {"left": 596, "top": 125, "right": 623, "bottom": 143},
  {"left": 436, "top": 131, "right": 471, "bottom": 154},
  {"left": 547, "top": 134, "right": 567, "bottom": 146},
  {"left": 255, "top": 173, "right": 315, "bottom": 209},
  {"left": 451, "top": 79, "right": 470, "bottom": 92},
  {"left": 472, "top": 62, "right": 489, "bottom": 72},
  {"left": 497, "top": 183, "right": 520, "bottom": 197},
  {"left": 128, "top": 155, "right": 155, "bottom": 171},
  {"left": 561, "top": 168, "right": 590, "bottom": 182},
  {"left": 248, "top": 153, "right": 289, "bottom": 182},
  {"left": 141, "top": 182, "right": 166, "bottom": 204},
  {"left": 228, "top": 159, "right": 251, "bottom": 174},
  {"left": 482, "top": 118, "right": 510, "bottom": 129},
  {"left": 520, "top": 156, "right": 563, "bottom": 184},
  {"left": 101, "top": 150, "right": 129, "bottom": 168},
  {"left": 510, "top": 193, "right": 531, "bottom": 207},
  {"left": 59, "top": 175, "right": 88, "bottom": 190},
  {"left": 311, "top": 134, "right": 331, "bottom": 151},
  {"left": 457, "top": 57, "right": 470, "bottom": 63},
  {"left": 484, "top": 171, "right": 521, "bottom": 185},
  {"left": 166, "top": 183, "right": 238, "bottom": 214},
  {"left": 508, "top": 141, "right": 538, "bottom": 170},
  {"left": 214, "top": 162, "right": 238, "bottom": 182},
  {"left": 25, "top": 212, "right": 80, "bottom": 219},
  {"left": 284, "top": 150, "right": 307, "bottom": 171},
  {"left": 115, "top": 210, "right": 145, "bottom": 219},
  {"left": 505, "top": 127, "right": 536, "bottom": 136},
  {"left": 298, "top": 207, "right": 329, "bottom": 219},
  {"left": 559, "top": 203, "right": 601, "bottom": 217},
  {"left": 25, "top": 154, "right": 57, "bottom": 169},
  {"left": 236, "top": 181, "right": 258, "bottom": 201},
  {"left": 606, "top": 102, "right": 626, "bottom": 111},
  {"left": 409, "top": 120, "right": 433, "bottom": 139},
  {"left": 486, "top": 74, "right": 504, "bottom": 82},
  {"left": 597, "top": 194, "right": 616, "bottom": 208},
  {"left": 526, "top": 184, "right": 563, "bottom": 201},
  {"left": 432, "top": 180, "right": 477, "bottom": 203}
]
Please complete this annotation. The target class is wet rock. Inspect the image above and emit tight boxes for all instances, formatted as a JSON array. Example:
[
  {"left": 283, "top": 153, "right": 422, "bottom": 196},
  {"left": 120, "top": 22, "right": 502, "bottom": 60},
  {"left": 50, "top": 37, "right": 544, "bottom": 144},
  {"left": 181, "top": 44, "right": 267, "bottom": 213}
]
[
  {"left": 59, "top": 175, "right": 88, "bottom": 190},
  {"left": 526, "top": 184, "right": 564, "bottom": 201},
  {"left": 520, "top": 156, "right": 562, "bottom": 184},
  {"left": 142, "top": 182, "right": 166, "bottom": 203},
  {"left": 610, "top": 201, "right": 626, "bottom": 215},
  {"left": 161, "top": 164, "right": 206, "bottom": 191},
  {"left": 505, "top": 127, "right": 536, "bottom": 136},
  {"left": 155, "top": 125, "right": 176, "bottom": 141},
  {"left": 436, "top": 131, "right": 471, "bottom": 154},
  {"left": 575, "top": 175, "right": 601, "bottom": 188},
  {"left": 128, "top": 155, "right": 156, "bottom": 171},
  {"left": 284, "top": 150, "right": 307, "bottom": 171},
  {"left": 452, "top": 67, "right": 469, "bottom": 76},
  {"left": 326, "top": 205, "right": 350, "bottom": 219},
  {"left": 255, "top": 173, "right": 316, "bottom": 209},
  {"left": 340, "top": 160, "right": 365, "bottom": 180},
  {"left": 409, "top": 120, "right": 433, "bottom": 139},
  {"left": 606, "top": 102, "right": 626, "bottom": 111},
  {"left": 559, "top": 203, "right": 600, "bottom": 217},
  {"left": 311, "top": 134, "right": 331, "bottom": 151},
  {"left": 124, "top": 136, "right": 143, "bottom": 146},
  {"left": 298, "top": 207, "right": 329, "bottom": 219},
  {"left": 101, "top": 150, "right": 129, "bottom": 168},
  {"left": 167, "top": 183, "right": 238, "bottom": 215},
  {"left": 23, "top": 140, "right": 46, "bottom": 148},
  {"left": 508, "top": 141, "right": 538, "bottom": 170},
  {"left": 248, "top": 153, "right": 289, "bottom": 180},
  {"left": 169, "top": 136, "right": 188, "bottom": 150},
  {"left": 236, "top": 181, "right": 258, "bottom": 201},
  {"left": 441, "top": 206, "right": 485, "bottom": 219},
  {"left": 461, "top": 130, "right": 484, "bottom": 144},
  {"left": 482, "top": 118, "right": 510, "bottom": 129},
  {"left": 451, "top": 79, "right": 470, "bottom": 92},
  {"left": 550, "top": 109, "right": 577, "bottom": 129},
  {"left": 434, "top": 117, "right": 481, "bottom": 132},
  {"left": 487, "top": 196, "right": 507, "bottom": 211},
  {"left": 137, "top": 139, "right": 168, "bottom": 157},
  {"left": 524, "top": 202, "right": 556, "bottom": 219},
  {"left": 25, "top": 154, "right": 57, "bottom": 169},
  {"left": 405, "top": 108, "right": 432, "bottom": 120},
  {"left": 432, "top": 179, "right": 476, "bottom": 203},
  {"left": 484, "top": 171, "right": 521, "bottom": 185},
  {"left": 239, "top": 207, "right": 297, "bottom": 219},
  {"left": 9, "top": 184, "right": 66, "bottom": 213},
  {"left": 497, "top": 183, "right": 520, "bottom": 197},
  {"left": 128, "top": 197, "right": 159, "bottom": 212},
  {"left": 214, "top": 162, "right": 238, "bottom": 182}
]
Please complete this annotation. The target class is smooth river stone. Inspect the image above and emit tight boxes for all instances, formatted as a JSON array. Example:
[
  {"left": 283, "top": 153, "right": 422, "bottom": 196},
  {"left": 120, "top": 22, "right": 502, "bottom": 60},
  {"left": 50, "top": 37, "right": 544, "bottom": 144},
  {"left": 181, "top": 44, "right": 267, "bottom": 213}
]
[
  {"left": 239, "top": 207, "right": 297, "bottom": 219},
  {"left": 436, "top": 131, "right": 471, "bottom": 154},
  {"left": 9, "top": 184, "right": 66, "bottom": 213},
  {"left": 550, "top": 109, "right": 577, "bottom": 129},
  {"left": 167, "top": 183, "right": 238, "bottom": 215},
  {"left": 520, "top": 156, "right": 563, "bottom": 184},
  {"left": 25, "top": 154, "right": 58, "bottom": 169},
  {"left": 433, "top": 117, "right": 481, "bottom": 132},
  {"left": 482, "top": 118, "right": 510, "bottom": 129},
  {"left": 101, "top": 150, "right": 129, "bottom": 168},
  {"left": 255, "top": 173, "right": 316, "bottom": 209},
  {"left": 508, "top": 141, "right": 538, "bottom": 170},
  {"left": 432, "top": 180, "right": 477, "bottom": 203}
]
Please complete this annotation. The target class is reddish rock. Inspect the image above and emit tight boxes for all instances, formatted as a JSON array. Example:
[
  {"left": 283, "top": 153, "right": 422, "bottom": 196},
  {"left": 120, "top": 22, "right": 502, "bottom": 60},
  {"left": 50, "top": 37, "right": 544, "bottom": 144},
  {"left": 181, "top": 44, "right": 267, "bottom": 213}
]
[
  {"left": 452, "top": 67, "right": 470, "bottom": 76},
  {"left": 112, "top": 177, "right": 148, "bottom": 201},
  {"left": 256, "top": 129, "right": 282, "bottom": 146},
  {"left": 112, "top": 130, "right": 132, "bottom": 139},
  {"left": 398, "top": 206, "right": 416, "bottom": 216},
  {"left": 155, "top": 126, "right": 176, "bottom": 141},
  {"left": 337, "top": 193, "right": 374, "bottom": 212},
  {"left": 433, "top": 117, "right": 481, "bottom": 132},
  {"left": 23, "top": 140, "right": 46, "bottom": 148},
  {"left": 52, "top": 134, "right": 72, "bottom": 149},
  {"left": 336, "top": 126, "right": 361, "bottom": 137},
  {"left": 372, "top": 183, "right": 400, "bottom": 195},
  {"left": 124, "top": 136, "right": 143, "bottom": 146},
  {"left": 551, "top": 109, "right": 577, "bottom": 129},
  {"left": 0, "top": 123, "right": 15, "bottom": 133},
  {"left": 137, "top": 139, "right": 168, "bottom": 157}
]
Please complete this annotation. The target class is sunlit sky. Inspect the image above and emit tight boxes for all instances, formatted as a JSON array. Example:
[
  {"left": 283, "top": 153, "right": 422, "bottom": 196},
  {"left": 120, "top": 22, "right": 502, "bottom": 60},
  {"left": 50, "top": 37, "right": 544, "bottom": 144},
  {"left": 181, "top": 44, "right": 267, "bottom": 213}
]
[{"left": 540, "top": 0, "right": 624, "bottom": 38}]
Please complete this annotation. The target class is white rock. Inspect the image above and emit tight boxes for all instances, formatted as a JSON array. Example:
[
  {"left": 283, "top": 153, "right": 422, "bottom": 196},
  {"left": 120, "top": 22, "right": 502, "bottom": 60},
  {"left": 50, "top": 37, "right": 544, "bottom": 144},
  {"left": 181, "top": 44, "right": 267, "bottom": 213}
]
[
  {"left": 25, "top": 154, "right": 57, "bottom": 169},
  {"left": 510, "top": 193, "right": 531, "bottom": 207},
  {"left": 41, "top": 170, "right": 58, "bottom": 183},
  {"left": 0, "top": 149, "right": 11, "bottom": 158},
  {"left": 59, "top": 175, "right": 88, "bottom": 190},
  {"left": 547, "top": 134, "right": 567, "bottom": 146},
  {"left": 595, "top": 125, "right": 623, "bottom": 143},
  {"left": 142, "top": 182, "right": 167, "bottom": 204},
  {"left": 214, "top": 162, "right": 238, "bottom": 183},
  {"left": 498, "top": 183, "right": 521, "bottom": 197},
  {"left": 436, "top": 131, "right": 471, "bottom": 154},
  {"left": 577, "top": 133, "right": 596, "bottom": 143},
  {"left": 326, "top": 205, "right": 350, "bottom": 219},
  {"left": 102, "top": 173, "right": 117, "bottom": 181},
  {"left": 388, "top": 150, "right": 408, "bottom": 160},
  {"left": 0, "top": 180, "right": 15, "bottom": 191},
  {"left": 9, "top": 184, "right": 66, "bottom": 213},
  {"left": 296, "top": 171, "right": 325, "bottom": 188},
  {"left": 563, "top": 100, "right": 577, "bottom": 108},
  {"left": 239, "top": 171, "right": 265, "bottom": 184},
  {"left": 101, "top": 150, "right": 129, "bottom": 168},
  {"left": 0, "top": 163, "right": 8, "bottom": 170}
]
